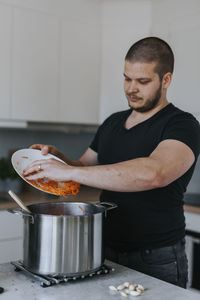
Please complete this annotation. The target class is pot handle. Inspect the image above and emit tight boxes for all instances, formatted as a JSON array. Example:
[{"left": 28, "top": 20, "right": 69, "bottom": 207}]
[
  {"left": 7, "top": 209, "right": 34, "bottom": 224},
  {"left": 97, "top": 201, "right": 118, "bottom": 211}
]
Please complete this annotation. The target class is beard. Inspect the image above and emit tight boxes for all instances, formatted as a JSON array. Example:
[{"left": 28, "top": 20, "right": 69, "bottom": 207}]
[{"left": 128, "top": 83, "right": 162, "bottom": 113}]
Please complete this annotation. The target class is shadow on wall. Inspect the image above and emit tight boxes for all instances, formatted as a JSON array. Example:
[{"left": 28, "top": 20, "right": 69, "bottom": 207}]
[
  {"left": 0, "top": 128, "right": 95, "bottom": 160},
  {"left": 0, "top": 128, "right": 200, "bottom": 194}
]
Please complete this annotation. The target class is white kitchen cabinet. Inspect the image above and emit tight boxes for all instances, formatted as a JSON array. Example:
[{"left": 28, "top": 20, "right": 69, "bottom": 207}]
[
  {"left": 185, "top": 211, "right": 200, "bottom": 234},
  {"left": 0, "top": 5, "right": 12, "bottom": 119},
  {"left": 0, "top": 211, "right": 23, "bottom": 264},
  {"left": 11, "top": 9, "right": 59, "bottom": 122},
  {"left": 0, "top": 1, "right": 101, "bottom": 126},
  {"left": 185, "top": 211, "right": 200, "bottom": 289},
  {"left": 59, "top": 21, "right": 100, "bottom": 124}
]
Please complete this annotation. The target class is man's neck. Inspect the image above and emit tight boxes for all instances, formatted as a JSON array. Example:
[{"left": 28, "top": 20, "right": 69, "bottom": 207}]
[{"left": 125, "top": 99, "right": 169, "bottom": 129}]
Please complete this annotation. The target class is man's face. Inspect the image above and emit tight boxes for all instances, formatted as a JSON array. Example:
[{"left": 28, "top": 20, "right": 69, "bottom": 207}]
[{"left": 124, "top": 60, "right": 163, "bottom": 112}]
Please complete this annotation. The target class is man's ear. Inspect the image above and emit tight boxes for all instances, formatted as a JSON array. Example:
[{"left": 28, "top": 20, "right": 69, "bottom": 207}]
[{"left": 162, "top": 72, "right": 172, "bottom": 88}]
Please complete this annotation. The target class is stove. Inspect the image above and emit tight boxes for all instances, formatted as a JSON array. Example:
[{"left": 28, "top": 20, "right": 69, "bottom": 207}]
[{"left": 11, "top": 261, "right": 115, "bottom": 288}]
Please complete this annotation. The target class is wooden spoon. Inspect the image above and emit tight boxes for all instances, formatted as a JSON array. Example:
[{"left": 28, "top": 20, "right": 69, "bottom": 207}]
[{"left": 8, "top": 190, "right": 31, "bottom": 213}]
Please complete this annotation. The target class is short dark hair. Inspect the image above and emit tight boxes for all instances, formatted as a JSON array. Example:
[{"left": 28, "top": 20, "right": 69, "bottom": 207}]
[{"left": 125, "top": 37, "right": 174, "bottom": 80}]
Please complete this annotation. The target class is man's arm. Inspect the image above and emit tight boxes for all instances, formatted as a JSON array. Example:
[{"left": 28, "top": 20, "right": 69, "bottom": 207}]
[
  {"left": 29, "top": 144, "right": 98, "bottom": 167},
  {"left": 71, "top": 139, "right": 195, "bottom": 191},
  {"left": 79, "top": 148, "right": 99, "bottom": 166},
  {"left": 24, "top": 139, "right": 195, "bottom": 191}
]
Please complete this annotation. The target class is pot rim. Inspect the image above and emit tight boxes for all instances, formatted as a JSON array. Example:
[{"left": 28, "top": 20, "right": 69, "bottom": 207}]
[{"left": 27, "top": 201, "right": 105, "bottom": 217}]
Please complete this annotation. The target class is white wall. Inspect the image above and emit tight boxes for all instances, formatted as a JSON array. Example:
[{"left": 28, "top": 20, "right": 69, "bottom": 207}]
[
  {"left": 99, "top": 0, "right": 200, "bottom": 123},
  {"left": 151, "top": 0, "right": 200, "bottom": 119},
  {"left": 99, "top": 0, "right": 152, "bottom": 123}
]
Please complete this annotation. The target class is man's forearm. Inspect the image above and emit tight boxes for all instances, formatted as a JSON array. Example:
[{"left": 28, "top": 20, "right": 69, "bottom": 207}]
[{"left": 71, "top": 158, "right": 160, "bottom": 192}]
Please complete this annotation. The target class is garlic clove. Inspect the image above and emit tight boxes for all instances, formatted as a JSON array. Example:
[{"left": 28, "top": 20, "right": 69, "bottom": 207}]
[
  {"left": 123, "top": 282, "right": 130, "bottom": 288},
  {"left": 117, "top": 284, "right": 125, "bottom": 290},
  {"left": 120, "top": 291, "right": 128, "bottom": 297},
  {"left": 129, "top": 290, "right": 142, "bottom": 297},
  {"left": 136, "top": 284, "right": 144, "bottom": 291},
  {"left": 109, "top": 285, "right": 117, "bottom": 291}
]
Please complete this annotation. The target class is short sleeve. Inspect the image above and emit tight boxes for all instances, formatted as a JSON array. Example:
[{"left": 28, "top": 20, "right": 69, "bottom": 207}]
[
  {"left": 89, "top": 126, "right": 101, "bottom": 153},
  {"left": 161, "top": 115, "right": 200, "bottom": 159}
]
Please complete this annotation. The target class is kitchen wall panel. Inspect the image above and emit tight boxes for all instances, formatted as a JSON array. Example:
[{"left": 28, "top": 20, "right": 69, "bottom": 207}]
[
  {"left": 151, "top": 0, "right": 200, "bottom": 119},
  {"left": 0, "top": 128, "right": 95, "bottom": 159},
  {"left": 0, "top": 4, "right": 12, "bottom": 119},
  {"left": 168, "top": 17, "right": 200, "bottom": 117}
]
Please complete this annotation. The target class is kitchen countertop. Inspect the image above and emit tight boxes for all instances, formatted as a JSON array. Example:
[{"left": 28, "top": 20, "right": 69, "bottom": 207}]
[
  {"left": 1, "top": 187, "right": 200, "bottom": 216},
  {"left": 0, "top": 185, "right": 101, "bottom": 210},
  {"left": 0, "top": 260, "right": 200, "bottom": 300}
]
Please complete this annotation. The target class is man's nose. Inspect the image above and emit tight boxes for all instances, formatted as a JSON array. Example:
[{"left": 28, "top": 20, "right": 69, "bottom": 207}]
[{"left": 127, "top": 81, "right": 139, "bottom": 93}]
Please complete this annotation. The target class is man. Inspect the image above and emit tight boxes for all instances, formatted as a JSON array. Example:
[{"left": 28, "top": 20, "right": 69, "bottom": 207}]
[{"left": 23, "top": 37, "right": 200, "bottom": 288}]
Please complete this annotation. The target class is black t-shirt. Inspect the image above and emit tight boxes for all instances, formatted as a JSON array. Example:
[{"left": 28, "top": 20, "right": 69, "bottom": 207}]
[{"left": 90, "top": 103, "right": 200, "bottom": 251}]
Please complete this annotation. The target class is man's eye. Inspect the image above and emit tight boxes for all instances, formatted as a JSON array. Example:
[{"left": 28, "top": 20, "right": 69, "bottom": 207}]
[
  {"left": 124, "top": 78, "right": 131, "bottom": 81},
  {"left": 140, "top": 81, "right": 150, "bottom": 84}
]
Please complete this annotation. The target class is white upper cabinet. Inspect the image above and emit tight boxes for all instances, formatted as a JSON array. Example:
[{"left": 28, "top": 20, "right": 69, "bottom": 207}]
[
  {"left": 0, "top": 5, "right": 12, "bottom": 119},
  {"left": 12, "top": 9, "right": 59, "bottom": 122},
  {"left": 0, "top": 1, "right": 101, "bottom": 125},
  {"left": 59, "top": 21, "right": 100, "bottom": 124}
]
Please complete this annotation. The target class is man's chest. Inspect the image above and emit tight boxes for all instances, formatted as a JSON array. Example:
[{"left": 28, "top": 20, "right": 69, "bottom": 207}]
[{"left": 97, "top": 124, "right": 165, "bottom": 164}]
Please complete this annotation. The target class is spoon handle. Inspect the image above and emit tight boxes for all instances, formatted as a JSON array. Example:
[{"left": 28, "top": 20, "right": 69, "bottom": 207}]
[{"left": 8, "top": 190, "right": 31, "bottom": 213}]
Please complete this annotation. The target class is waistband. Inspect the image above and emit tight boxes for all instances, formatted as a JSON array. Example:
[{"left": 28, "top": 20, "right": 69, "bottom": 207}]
[
  {"left": 113, "top": 238, "right": 186, "bottom": 255},
  {"left": 141, "top": 238, "right": 185, "bottom": 255}
]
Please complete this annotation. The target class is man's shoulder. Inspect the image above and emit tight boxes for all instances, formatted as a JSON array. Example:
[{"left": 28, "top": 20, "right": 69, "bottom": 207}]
[{"left": 169, "top": 104, "right": 199, "bottom": 125}]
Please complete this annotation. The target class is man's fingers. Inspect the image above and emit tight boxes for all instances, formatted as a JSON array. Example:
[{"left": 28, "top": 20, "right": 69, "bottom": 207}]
[
  {"left": 30, "top": 144, "right": 44, "bottom": 150},
  {"left": 41, "top": 145, "right": 49, "bottom": 155},
  {"left": 23, "top": 159, "right": 48, "bottom": 175},
  {"left": 25, "top": 172, "right": 45, "bottom": 181},
  {"left": 29, "top": 144, "right": 50, "bottom": 155},
  {"left": 23, "top": 165, "right": 41, "bottom": 176}
]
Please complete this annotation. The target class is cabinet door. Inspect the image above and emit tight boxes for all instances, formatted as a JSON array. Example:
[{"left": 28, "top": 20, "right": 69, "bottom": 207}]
[
  {"left": 59, "top": 21, "right": 100, "bottom": 124},
  {"left": 0, "top": 211, "right": 23, "bottom": 263},
  {"left": 0, "top": 5, "right": 12, "bottom": 119},
  {"left": 11, "top": 9, "right": 59, "bottom": 122}
]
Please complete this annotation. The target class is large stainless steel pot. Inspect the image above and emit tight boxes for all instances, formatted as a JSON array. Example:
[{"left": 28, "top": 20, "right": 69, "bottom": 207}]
[{"left": 8, "top": 201, "right": 117, "bottom": 276}]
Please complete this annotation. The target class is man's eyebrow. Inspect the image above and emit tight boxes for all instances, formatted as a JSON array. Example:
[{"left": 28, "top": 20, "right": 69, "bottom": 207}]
[{"left": 123, "top": 73, "right": 152, "bottom": 80}]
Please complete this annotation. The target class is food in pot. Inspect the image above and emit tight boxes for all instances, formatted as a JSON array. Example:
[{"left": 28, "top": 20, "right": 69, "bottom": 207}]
[
  {"left": 27, "top": 178, "right": 80, "bottom": 196},
  {"left": 78, "top": 205, "right": 86, "bottom": 213}
]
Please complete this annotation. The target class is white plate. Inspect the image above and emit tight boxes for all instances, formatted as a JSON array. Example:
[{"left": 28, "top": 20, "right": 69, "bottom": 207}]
[{"left": 11, "top": 148, "right": 65, "bottom": 195}]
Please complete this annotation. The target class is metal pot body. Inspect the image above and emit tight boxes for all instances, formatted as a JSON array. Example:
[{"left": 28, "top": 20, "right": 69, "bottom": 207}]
[{"left": 19, "top": 201, "right": 116, "bottom": 276}]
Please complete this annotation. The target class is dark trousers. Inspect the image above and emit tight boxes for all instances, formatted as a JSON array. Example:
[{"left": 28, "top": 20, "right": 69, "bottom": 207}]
[{"left": 105, "top": 239, "right": 188, "bottom": 288}]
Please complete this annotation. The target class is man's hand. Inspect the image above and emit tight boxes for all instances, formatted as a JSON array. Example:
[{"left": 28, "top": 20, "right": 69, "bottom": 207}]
[{"left": 23, "top": 158, "right": 74, "bottom": 182}]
